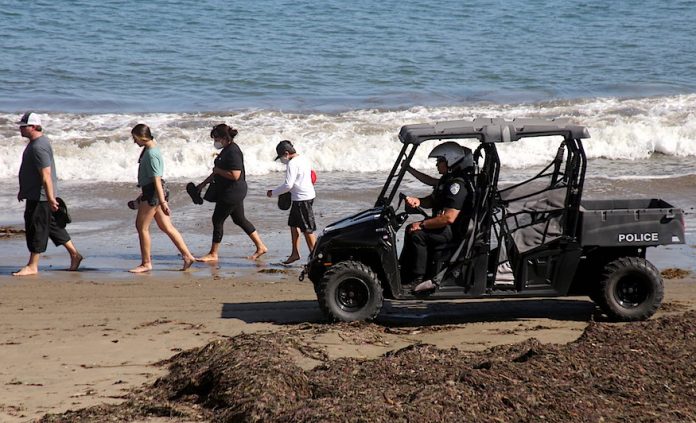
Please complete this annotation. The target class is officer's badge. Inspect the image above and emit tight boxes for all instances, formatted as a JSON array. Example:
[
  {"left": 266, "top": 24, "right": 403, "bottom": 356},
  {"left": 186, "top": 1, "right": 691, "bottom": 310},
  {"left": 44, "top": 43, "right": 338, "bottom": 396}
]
[{"left": 449, "top": 183, "right": 460, "bottom": 195}]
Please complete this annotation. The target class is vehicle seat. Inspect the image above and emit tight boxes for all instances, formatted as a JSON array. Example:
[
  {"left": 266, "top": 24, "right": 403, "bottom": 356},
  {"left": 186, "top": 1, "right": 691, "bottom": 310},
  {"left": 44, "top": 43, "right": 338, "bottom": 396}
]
[
  {"left": 502, "top": 186, "right": 566, "bottom": 255},
  {"left": 427, "top": 177, "right": 479, "bottom": 276}
]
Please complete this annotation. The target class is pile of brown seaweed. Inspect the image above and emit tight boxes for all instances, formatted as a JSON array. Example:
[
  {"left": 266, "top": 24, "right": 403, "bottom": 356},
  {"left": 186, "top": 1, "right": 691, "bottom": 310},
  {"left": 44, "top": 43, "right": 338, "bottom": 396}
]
[{"left": 41, "top": 311, "right": 696, "bottom": 422}]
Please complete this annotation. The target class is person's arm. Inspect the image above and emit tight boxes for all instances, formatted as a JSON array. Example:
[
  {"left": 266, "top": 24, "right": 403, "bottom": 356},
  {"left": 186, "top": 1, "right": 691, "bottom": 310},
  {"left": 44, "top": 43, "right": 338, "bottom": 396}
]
[
  {"left": 213, "top": 167, "right": 242, "bottom": 181},
  {"left": 409, "top": 178, "right": 470, "bottom": 233},
  {"left": 270, "top": 161, "right": 298, "bottom": 197},
  {"left": 153, "top": 176, "right": 170, "bottom": 215},
  {"left": 408, "top": 208, "right": 460, "bottom": 233},
  {"left": 196, "top": 173, "right": 215, "bottom": 192},
  {"left": 33, "top": 143, "right": 58, "bottom": 210},
  {"left": 406, "top": 193, "right": 434, "bottom": 210},
  {"left": 40, "top": 167, "right": 59, "bottom": 212},
  {"left": 213, "top": 146, "right": 244, "bottom": 181},
  {"left": 402, "top": 161, "right": 438, "bottom": 187}
]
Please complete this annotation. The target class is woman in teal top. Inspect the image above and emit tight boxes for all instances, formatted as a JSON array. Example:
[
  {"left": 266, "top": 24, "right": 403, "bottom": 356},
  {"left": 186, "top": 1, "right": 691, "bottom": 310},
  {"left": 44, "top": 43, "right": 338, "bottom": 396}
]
[{"left": 129, "top": 124, "right": 196, "bottom": 273}]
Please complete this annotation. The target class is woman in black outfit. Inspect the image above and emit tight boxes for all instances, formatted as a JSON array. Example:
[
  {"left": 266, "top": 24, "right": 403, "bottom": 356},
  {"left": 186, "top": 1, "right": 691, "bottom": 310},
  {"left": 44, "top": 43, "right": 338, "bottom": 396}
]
[{"left": 196, "top": 124, "right": 268, "bottom": 261}]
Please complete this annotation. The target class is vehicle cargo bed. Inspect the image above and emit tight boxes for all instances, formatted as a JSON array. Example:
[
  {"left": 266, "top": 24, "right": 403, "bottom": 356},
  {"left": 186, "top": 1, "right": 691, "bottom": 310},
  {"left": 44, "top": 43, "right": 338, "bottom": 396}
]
[{"left": 579, "top": 199, "right": 684, "bottom": 247}]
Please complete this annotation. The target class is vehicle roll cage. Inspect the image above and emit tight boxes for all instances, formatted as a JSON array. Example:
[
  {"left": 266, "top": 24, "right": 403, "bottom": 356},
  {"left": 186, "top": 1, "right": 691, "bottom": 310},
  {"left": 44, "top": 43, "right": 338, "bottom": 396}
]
[{"left": 376, "top": 118, "right": 590, "bottom": 243}]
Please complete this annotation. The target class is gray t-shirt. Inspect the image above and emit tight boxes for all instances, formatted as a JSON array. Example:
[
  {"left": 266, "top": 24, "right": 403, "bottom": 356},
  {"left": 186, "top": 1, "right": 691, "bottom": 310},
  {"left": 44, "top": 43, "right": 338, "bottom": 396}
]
[{"left": 18, "top": 135, "right": 58, "bottom": 201}]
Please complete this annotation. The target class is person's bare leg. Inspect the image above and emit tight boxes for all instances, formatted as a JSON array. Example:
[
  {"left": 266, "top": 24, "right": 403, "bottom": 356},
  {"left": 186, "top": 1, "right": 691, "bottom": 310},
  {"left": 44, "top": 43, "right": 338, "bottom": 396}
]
[
  {"left": 248, "top": 230, "right": 268, "bottom": 260},
  {"left": 13, "top": 252, "right": 41, "bottom": 276},
  {"left": 153, "top": 209, "right": 196, "bottom": 270},
  {"left": 130, "top": 203, "right": 156, "bottom": 273},
  {"left": 197, "top": 242, "right": 221, "bottom": 262},
  {"left": 303, "top": 232, "right": 317, "bottom": 253},
  {"left": 63, "top": 240, "right": 83, "bottom": 271},
  {"left": 283, "top": 227, "right": 301, "bottom": 264}
]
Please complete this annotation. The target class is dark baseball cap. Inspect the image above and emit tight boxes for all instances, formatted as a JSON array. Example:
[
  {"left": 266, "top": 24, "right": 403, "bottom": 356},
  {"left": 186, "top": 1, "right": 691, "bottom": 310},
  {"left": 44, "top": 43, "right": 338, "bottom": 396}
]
[{"left": 274, "top": 140, "right": 296, "bottom": 160}]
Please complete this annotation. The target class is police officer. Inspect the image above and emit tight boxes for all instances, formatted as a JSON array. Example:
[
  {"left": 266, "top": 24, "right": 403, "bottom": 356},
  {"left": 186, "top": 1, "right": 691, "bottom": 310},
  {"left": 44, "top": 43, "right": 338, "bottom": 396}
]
[{"left": 400, "top": 142, "right": 474, "bottom": 292}]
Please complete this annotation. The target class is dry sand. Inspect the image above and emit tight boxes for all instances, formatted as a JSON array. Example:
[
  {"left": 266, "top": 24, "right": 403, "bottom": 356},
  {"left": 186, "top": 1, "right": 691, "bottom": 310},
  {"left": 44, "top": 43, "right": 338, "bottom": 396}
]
[{"left": 0, "top": 267, "right": 694, "bottom": 422}]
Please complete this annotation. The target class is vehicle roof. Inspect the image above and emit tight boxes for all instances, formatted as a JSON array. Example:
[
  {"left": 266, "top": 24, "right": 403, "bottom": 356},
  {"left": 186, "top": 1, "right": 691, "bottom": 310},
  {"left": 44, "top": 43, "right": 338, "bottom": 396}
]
[{"left": 398, "top": 117, "right": 590, "bottom": 145}]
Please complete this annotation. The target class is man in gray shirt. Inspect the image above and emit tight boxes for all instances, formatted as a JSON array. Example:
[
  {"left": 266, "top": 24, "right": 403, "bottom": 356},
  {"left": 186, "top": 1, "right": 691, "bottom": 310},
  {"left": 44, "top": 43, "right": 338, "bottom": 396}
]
[{"left": 13, "top": 112, "right": 82, "bottom": 276}]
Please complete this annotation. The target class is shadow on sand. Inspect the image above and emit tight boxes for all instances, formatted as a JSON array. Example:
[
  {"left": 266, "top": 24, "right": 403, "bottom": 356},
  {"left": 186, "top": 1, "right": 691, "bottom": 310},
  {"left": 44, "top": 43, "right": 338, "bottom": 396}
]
[{"left": 221, "top": 298, "right": 597, "bottom": 326}]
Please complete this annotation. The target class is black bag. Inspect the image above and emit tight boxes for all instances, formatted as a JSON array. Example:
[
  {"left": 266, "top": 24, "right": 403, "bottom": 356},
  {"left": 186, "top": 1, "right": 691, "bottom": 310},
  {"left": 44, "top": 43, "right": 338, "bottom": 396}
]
[
  {"left": 54, "top": 197, "right": 72, "bottom": 228},
  {"left": 203, "top": 182, "right": 219, "bottom": 203},
  {"left": 277, "top": 192, "right": 291, "bottom": 210}
]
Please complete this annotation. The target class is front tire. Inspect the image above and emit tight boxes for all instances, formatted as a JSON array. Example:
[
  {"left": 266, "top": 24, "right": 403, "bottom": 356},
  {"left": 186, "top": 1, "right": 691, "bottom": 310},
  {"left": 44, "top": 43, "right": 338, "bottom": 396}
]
[
  {"left": 598, "top": 257, "right": 663, "bottom": 321},
  {"left": 317, "top": 261, "right": 383, "bottom": 322}
]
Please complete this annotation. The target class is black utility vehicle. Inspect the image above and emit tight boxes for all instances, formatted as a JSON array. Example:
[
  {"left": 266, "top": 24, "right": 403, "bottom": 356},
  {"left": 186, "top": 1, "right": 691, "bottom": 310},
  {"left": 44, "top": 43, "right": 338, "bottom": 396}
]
[{"left": 302, "top": 118, "right": 685, "bottom": 322}]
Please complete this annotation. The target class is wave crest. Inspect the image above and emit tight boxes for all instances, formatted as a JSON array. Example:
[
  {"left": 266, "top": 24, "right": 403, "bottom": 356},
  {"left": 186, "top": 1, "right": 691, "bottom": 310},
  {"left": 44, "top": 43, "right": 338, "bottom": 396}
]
[{"left": 1, "top": 94, "right": 695, "bottom": 181}]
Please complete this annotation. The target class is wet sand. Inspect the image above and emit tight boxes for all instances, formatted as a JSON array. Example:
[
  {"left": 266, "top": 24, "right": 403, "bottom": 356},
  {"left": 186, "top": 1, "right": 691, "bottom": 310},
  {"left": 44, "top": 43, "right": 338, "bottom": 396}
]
[{"left": 0, "top": 267, "right": 694, "bottom": 421}]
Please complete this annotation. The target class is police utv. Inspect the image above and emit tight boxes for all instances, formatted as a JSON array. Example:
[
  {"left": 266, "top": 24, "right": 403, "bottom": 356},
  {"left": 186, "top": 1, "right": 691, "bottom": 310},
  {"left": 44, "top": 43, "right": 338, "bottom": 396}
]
[{"left": 301, "top": 118, "right": 685, "bottom": 322}]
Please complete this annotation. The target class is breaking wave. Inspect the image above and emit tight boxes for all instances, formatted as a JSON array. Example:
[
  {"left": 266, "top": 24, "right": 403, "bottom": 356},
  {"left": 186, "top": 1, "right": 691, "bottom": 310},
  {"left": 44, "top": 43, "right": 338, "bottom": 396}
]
[{"left": 1, "top": 94, "right": 696, "bottom": 182}]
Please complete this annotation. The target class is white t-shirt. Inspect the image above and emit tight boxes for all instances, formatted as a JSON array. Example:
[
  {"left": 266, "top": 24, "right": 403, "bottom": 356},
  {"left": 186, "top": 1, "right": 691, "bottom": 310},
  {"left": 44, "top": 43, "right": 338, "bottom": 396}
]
[{"left": 271, "top": 155, "right": 316, "bottom": 201}]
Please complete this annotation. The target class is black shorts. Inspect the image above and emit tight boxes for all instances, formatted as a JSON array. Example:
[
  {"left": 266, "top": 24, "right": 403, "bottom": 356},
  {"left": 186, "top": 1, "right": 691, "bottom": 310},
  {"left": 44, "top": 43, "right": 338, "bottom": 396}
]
[
  {"left": 24, "top": 200, "right": 71, "bottom": 253},
  {"left": 288, "top": 199, "right": 316, "bottom": 233},
  {"left": 141, "top": 181, "right": 169, "bottom": 206}
]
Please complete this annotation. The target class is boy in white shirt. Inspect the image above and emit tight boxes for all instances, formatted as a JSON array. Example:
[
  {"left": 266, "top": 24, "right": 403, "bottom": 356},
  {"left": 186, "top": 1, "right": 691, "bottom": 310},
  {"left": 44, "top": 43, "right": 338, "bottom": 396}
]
[{"left": 267, "top": 140, "right": 317, "bottom": 265}]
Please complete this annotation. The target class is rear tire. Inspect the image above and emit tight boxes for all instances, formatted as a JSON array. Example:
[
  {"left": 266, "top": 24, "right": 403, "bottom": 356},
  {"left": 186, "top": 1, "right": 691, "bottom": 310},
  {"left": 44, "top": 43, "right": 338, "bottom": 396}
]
[
  {"left": 598, "top": 257, "right": 663, "bottom": 321},
  {"left": 317, "top": 261, "right": 383, "bottom": 322}
]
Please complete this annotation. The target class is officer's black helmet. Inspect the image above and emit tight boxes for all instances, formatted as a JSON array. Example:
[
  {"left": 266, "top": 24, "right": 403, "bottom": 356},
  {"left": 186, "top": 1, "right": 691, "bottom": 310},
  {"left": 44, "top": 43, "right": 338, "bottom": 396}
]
[{"left": 428, "top": 142, "right": 474, "bottom": 173}]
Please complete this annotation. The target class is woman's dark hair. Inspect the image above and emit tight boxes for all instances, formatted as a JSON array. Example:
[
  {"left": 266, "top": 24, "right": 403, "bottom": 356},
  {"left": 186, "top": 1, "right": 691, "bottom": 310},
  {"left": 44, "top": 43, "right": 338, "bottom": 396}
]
[
  {"left": 131, "top": 123, "right": 154, "bottom": 142},
  {"left": 210, "top": 123, "right": 238, "bottom": 143}
]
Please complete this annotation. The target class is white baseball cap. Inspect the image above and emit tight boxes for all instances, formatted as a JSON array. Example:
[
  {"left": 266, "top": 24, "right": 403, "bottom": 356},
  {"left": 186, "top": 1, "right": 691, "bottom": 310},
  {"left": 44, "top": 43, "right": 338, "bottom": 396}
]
[{"left": 17, "top": 112, "right": 42, "bottom": 127}]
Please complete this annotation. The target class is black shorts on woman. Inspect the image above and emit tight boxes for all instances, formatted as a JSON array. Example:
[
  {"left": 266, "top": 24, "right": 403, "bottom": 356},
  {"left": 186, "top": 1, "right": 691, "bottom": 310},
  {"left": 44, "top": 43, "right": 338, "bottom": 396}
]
[{"left": 140, "top": 180, "right": 169, "bottom": 206}]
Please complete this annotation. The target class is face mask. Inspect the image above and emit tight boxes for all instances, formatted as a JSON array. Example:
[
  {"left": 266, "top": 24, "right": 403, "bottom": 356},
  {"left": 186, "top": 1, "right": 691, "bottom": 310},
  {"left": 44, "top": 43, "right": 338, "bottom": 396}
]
[
  {"left": 214, "top": 141, "right": 224, "bottom": 150},
  {"left": 280, "top": 157, "right": 289, "bottom": 164}
]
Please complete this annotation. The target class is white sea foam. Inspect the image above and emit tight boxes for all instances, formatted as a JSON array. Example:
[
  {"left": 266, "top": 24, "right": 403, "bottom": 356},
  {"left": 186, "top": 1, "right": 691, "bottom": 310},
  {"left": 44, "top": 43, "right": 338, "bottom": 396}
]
[{"left": 1, "top": 94, "right": 696, "bottom": 182}]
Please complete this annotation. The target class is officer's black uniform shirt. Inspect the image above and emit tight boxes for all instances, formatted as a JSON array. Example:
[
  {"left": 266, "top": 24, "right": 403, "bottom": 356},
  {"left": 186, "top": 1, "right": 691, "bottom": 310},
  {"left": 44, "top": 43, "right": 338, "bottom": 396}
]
[{"left": 431, "top": 173, "right": 473, "bottom": 236}]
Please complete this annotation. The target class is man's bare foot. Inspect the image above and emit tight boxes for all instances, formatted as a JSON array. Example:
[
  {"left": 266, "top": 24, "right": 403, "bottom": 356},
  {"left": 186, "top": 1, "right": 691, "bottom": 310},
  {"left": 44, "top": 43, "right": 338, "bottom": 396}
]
[
  {"left": 196, "top": 254, "right": 218, "bottom": 262},
  {"left": 69, "top": 254, "right": 83, "bottom": 271},
  {"left": 282, "top": 254, "right": 300, "bottom": 265},
  {"left": 12, "top": 266, "right": 38, "bottom": 276},
  {"left": 129, "top": 264, "right": 152, "bottom": 273},
  {"left": 181, "top": 256, "right": 195, "bottom": 271},
  {"left": 248, "top": 246, "right": 268, "bottom": 260}
]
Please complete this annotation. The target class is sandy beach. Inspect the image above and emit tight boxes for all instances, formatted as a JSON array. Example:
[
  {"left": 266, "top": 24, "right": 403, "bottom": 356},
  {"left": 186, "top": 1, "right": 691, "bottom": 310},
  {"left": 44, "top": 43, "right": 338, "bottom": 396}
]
[{"left": 0, "top": 262, "right": 693, "bottom": 421}]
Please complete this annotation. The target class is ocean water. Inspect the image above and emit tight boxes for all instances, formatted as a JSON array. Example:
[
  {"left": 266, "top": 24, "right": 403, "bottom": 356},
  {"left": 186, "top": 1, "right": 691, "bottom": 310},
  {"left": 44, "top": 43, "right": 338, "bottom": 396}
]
[
  {"left": 2, "top": 95, "right": 696, "bottom": 182},
  {"left": 1, "top": 0, "right": 695, "bottom": 273},
  {"left": 1, "top": 0, "right": 695, "bottom": 112}
]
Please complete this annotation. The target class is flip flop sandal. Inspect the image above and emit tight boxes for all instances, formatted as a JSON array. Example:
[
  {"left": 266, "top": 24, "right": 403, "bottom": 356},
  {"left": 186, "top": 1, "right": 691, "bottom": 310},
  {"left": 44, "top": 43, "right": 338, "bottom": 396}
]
[{"left": 186, "top": 182, "right": 204, "bottom": 205}]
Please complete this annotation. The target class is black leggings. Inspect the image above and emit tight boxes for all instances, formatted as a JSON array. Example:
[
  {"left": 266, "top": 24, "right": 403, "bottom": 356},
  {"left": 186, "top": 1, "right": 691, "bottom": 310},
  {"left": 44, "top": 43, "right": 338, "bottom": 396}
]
[{"left": 212, "top": 200, "right": 256, "bottom": 243}]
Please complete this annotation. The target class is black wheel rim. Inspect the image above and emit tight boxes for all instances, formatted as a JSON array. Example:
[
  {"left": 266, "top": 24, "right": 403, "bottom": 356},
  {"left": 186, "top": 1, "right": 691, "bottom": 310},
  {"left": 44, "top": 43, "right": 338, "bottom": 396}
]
[
  {"left": 614, "top": 272, "right": 650, "bottom": 308},
  {"left": 335, "top": 277, "right": 370, "bottom": 312}
]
